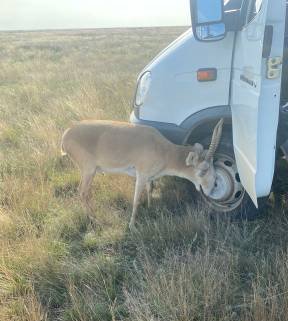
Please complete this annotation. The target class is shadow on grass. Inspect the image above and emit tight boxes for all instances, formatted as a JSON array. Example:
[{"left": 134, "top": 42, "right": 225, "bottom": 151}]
[{"left": 27, "top": 170, "right": 288, "bottom": 321}]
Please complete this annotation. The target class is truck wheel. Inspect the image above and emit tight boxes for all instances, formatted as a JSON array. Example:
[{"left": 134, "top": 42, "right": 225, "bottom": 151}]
[{"left": 196, "top": 131, "right": 265, "bottom": 220}]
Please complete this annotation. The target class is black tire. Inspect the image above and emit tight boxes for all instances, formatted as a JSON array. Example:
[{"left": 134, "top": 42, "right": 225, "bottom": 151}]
[{"left": 191, "top": 128, "right": 267, "bottom": 220}]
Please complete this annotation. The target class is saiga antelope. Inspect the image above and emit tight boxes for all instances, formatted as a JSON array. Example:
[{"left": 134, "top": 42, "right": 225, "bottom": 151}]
[{"left": 61, "top": 119, "right": 223, "bottom": 230}]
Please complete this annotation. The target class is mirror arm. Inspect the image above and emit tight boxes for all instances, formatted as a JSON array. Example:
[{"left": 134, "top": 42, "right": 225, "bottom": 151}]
[{"left": 224, "top": 9, "right": 242, "bottom": 31}]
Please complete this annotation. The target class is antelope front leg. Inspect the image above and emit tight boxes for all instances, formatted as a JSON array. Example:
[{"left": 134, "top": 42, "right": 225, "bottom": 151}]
[
  {"left": 129, "top": 174, "right": 147, "bottom": 231},
  {"left": 146, "top": 181, "right": 153, "bottom": 208}
]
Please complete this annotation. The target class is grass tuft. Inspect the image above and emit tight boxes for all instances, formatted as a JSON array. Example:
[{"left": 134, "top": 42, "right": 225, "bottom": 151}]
[{"left": 1, "top": 27, "right": 288, "bottom": 321}]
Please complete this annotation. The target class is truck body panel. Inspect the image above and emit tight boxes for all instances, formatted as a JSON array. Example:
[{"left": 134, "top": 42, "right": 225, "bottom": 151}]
[
  {"left": 131, "top": 0, "right": 288, "bottom": 209},
  {"left": 139, "top": 29, "right": 234, "bottom": 125},
  {"left": 231, "top": 0, "right": 286, "bottom": 203}
]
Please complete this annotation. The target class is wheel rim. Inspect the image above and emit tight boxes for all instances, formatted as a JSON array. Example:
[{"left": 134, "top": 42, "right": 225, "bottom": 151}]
[{"left": 201, "top": 153, "right": 245, "bottom": 212}]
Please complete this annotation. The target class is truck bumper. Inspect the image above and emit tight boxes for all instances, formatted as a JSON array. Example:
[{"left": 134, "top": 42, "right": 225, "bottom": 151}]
[{"left": 129, "top": 111, "right": 187, "bottom": 145}]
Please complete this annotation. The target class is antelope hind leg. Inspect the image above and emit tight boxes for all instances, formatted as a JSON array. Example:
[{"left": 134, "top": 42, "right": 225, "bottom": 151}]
[
  {"left": 146, "top": 181, "right": 154, "bottom": 208},
  {"left": 79, "top": 168, "right": 97, "bottom": 220},
  {"left": 129, "top": 174, "right": 147, "bottom": 231}
]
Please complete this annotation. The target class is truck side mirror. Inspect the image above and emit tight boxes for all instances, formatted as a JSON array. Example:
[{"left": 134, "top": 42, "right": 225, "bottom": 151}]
[{"left": 190, "top": 0, "right": 226, "bottom": 42}]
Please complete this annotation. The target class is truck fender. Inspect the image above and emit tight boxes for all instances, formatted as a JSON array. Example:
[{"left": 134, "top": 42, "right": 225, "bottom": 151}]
[{"left": 180, "top": 105, "right": 232, "bottom": 144}]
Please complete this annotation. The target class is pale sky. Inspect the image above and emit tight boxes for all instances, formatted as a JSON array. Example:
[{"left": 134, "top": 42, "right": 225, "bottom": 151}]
[{"left": 1, "top": 0, "right": 191, "bottom": 31}]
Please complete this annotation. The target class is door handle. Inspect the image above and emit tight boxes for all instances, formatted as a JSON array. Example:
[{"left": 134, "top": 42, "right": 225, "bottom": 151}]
[{"left": 267, "top": 57, "right": 283, "bottom": 79}]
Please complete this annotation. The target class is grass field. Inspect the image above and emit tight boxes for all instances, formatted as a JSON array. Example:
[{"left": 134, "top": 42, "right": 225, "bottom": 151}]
[{"left": 1, "top": 27, "right": 288, "bottom": 321}]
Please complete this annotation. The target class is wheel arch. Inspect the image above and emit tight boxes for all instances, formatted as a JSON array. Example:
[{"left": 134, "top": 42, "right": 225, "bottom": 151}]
[
  {"left": 180, "top": 106, "right": 267, "bottom": 218},
  {"left": 180, "top": 105, "right": 232, "bottom": 144}
]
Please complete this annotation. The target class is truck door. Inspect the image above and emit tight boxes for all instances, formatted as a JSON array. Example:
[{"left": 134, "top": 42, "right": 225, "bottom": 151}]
[{"left": 231, "top": 0, "right": 286, "bottom": 205}]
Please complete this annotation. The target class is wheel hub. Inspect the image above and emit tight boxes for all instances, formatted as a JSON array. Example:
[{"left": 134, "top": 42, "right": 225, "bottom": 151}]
[
  {"left": 201, "top": 154, "right": 245, "bottom": 212},
  {"left": 209, "top": 167, "right": 234, "bottom": 202}
]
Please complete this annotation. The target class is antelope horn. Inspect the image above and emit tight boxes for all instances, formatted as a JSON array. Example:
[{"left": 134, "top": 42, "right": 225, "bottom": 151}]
[{"left": 205, "top": 119, "right": 224, "bottom": 161}]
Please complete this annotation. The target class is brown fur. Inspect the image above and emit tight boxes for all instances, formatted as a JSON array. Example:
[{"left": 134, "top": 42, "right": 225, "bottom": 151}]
[{"left": 61, "top": 120, "right": 221, "bottom": 229}]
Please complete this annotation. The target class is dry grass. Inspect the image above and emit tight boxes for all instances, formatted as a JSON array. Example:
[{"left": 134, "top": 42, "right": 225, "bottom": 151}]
[{"left": 1, "top": 27, "right": 288, "bottom": 321}]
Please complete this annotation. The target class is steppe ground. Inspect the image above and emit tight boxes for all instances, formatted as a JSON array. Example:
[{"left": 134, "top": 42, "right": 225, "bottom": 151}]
[{"left": 1, "top": 27, "right": 288, "bottom": 321}]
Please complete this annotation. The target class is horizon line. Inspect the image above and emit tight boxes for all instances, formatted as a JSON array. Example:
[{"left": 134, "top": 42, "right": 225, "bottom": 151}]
[{"left": 0, "top": 24, "right": 190, "bottom": 33}]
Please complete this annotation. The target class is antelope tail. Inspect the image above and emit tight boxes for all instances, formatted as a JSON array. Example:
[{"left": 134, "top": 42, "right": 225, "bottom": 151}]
[
  {"left": 61, "top": 143, "right": 67, "bottom": 156},
  {"left": 61, "top": 128, "right": 70, "bottom": 156}
]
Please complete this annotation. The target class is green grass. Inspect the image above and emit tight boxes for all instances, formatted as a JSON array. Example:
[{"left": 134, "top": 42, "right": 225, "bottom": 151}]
[{"left": 1, "top": 27, "right": 288, "bottom": 321}]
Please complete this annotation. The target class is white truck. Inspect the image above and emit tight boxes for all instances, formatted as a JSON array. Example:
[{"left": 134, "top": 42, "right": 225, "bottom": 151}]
[{"left": 130, "top": 0, "right": 288, "bottom": 217}]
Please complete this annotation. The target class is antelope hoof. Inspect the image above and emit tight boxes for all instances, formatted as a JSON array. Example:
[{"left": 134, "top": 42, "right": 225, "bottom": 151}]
[{"left": 129, "top": 221, "right": 136, "bottom": 232}]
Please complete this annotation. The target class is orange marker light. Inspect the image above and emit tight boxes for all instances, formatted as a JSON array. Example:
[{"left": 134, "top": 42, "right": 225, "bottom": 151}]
[{"left": 197, "top": 68, "right": 217, "bottom": 82}]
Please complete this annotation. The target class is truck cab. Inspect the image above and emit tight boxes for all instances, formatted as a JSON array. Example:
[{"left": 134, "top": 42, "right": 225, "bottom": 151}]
[{"left": 130, "top": 0, "right": 288, "bottom": 216}]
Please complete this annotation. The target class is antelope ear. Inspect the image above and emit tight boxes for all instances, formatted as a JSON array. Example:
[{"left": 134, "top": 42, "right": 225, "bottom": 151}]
[
  {"left": 186, "top": 144, "right": 203, "bottom": 167},
  {"left": 194, "top": 143, "right": 204, "bottom": 153},
  {"left": 198, "top": 161, "right": 210, "bottom": 177},
  {"left": 186, "top": 151, "right": 198, "bottom": 166}
]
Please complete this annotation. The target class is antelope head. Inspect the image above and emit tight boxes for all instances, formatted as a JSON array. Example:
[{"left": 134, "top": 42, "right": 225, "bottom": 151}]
[{"left": 185, "top": 119, "right": 224, "bottom": 196}]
